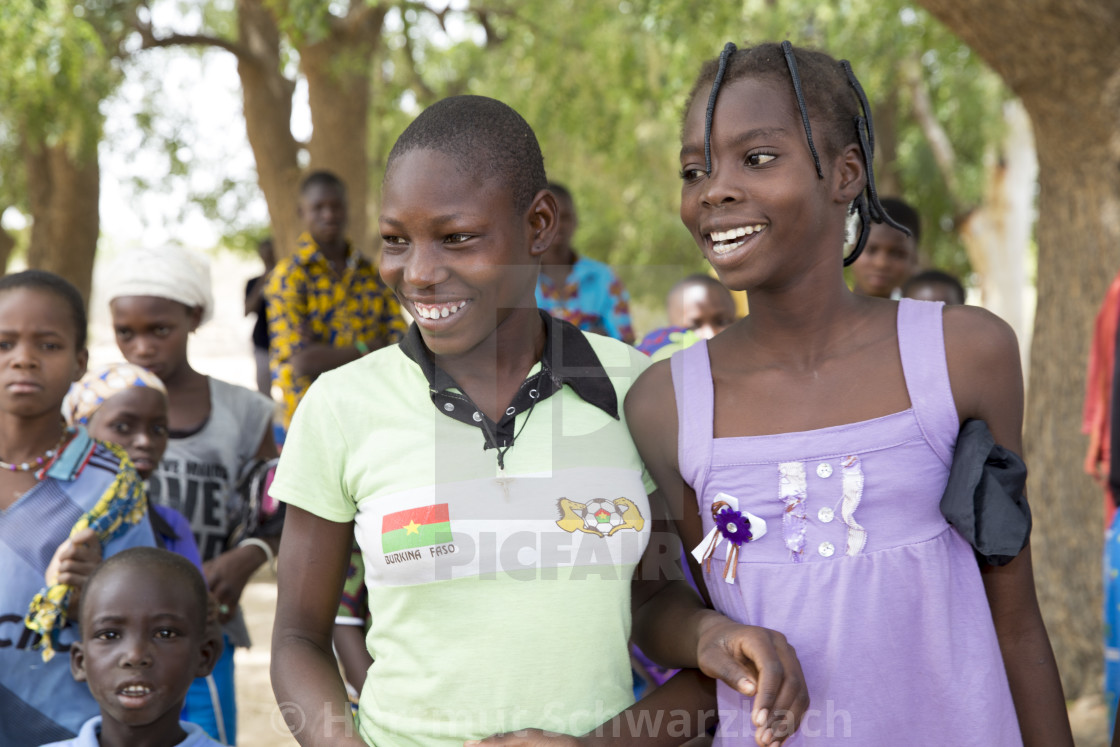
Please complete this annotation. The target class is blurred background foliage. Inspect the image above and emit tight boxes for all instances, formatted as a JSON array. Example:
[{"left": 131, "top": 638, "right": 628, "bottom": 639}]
[{"left": 0, "top": 0, "right": 1012, "bottom": 307}]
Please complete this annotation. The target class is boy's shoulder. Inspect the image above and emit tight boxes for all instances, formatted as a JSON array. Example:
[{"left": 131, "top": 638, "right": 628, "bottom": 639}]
[
  {"left": 303, "top": 342, "right": 413, "bottom": 404},
  {"left": 177, "top": 720, "right": 229, "bottom": 746},
  {"left": 38, "top": 715, "right": 100, "bottom": 746},
  {"left": 38, "top": 717, "right": 229, "bottom": 747},
  {"left": 580, "top": 327, "right": 648, "bottom": 369}
]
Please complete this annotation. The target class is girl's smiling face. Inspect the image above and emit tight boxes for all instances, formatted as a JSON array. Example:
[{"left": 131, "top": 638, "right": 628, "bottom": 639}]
[
  {"left": 679, "top": 76, "right": 857, "bottom": 292},
  {"left": 0, "top": 288, "right": 87, "bottom": 419}
]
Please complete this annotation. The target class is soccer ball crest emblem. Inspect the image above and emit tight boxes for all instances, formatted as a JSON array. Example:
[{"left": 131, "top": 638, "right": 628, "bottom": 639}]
[
  {"left": 584, "top": 498, "right": 622, "bottom": 533},
  {"left": 555, "top": 497, "right": 645, "bottom": 537}
]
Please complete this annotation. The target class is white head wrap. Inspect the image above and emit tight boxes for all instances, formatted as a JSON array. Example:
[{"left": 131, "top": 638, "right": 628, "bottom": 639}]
[{"left": 104, "top": 246, "right": 215, "bottom": 324}]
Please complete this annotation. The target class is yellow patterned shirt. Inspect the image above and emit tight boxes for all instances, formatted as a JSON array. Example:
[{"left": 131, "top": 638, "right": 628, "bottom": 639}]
[{"left": 266, "top": 233, "right": 406, "bottom": 427}]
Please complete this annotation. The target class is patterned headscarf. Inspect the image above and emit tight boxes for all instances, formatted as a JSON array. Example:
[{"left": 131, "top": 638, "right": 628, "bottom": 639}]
[
  {"left": 103, "top": 245, "right": 215, "bottom": 324},
  {"left": 62, "top": 362, "right": 168, "bottom": 427}
]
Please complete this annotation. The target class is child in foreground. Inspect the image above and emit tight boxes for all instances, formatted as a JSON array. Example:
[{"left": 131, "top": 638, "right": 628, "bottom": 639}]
[
  {"left": 625, "top": 41, "right": 1070, "bottom": 744},
  {"left": 41, "top": 546, "right": 222, "bottom": 747},
  {"left": 0, "top": 270, "right": 156, "bottom": 745}
]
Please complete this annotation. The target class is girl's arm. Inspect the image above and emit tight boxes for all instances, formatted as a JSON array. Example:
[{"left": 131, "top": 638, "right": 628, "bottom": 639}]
[
  {"left": 333, "top": 622, "right": 373, "bottom": 694},
  {"left": 624, "top": 363, "right": 807, "bottom": 746},
  {"left": 271, "top": 505, "right": 365, "bottom": 747},
  {"left": 944, "top": 305, "right": 1073, "bottom": 745}
]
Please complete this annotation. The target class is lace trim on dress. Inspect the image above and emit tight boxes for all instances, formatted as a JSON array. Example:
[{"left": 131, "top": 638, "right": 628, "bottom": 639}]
[
  {"left": 840, "top": 455, "right": 868, "bottom": 555},
  {"left": 778, "top": 461, "right": 808, "bottom": 561}
]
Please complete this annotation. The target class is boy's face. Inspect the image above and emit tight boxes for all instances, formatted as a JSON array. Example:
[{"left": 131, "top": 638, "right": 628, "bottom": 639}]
[
  {"left": 379, "top": 148, "right": 557, "bottom": 358},
  {"left": 0, "top": 288, "right": 88, "bottom": 420},
  {"left": 87, "top": 388, "right": 169, "bottom": 479},
  {"left": 110, "top": 296, "right": 200, "bottom": 383},
  {"left": 669, "top": 283, "right": 737, "bottom": 340},
  {"left": 850, "top": 223, "right": 917, "bottom": 298},
  {"left": 71, "top": 565, "right": 216, "bottom": 738},
  {"left": 299, "top": 183, "right": 348, "bottom": 246}
]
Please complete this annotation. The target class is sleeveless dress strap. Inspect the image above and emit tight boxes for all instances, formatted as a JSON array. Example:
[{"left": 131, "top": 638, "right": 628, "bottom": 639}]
[
  {"left": 670, "top": 340, "right": 715, "bottom": 490},
  {"left": 897, "top": 298, "right": 959, "bottom": 468}
]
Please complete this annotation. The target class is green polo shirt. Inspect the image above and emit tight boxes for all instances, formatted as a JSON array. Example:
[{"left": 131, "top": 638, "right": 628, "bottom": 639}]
[{"left": 272, "top": 313, "right": 655, "bottom": 746}]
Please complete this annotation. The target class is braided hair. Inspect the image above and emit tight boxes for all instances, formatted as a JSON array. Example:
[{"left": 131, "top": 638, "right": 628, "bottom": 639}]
[{"left": 684, "top": 41, "right": 909, "bottom": 266}]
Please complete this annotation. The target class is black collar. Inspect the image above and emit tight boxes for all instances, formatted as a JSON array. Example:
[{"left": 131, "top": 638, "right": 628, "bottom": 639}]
[{"left": 400, "top": 310, "right": 619, "bottom": 450}]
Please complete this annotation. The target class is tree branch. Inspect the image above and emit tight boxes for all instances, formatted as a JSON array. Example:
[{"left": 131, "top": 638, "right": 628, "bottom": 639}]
[
  {"left": 903, "top": 55, "right": 966, "bottom": 215},
  {"left": 134, "top": 18, "right": 254, "bottom": 65},
  {"left": 337, "top": 2, "right": 388, "bottom": 43}
]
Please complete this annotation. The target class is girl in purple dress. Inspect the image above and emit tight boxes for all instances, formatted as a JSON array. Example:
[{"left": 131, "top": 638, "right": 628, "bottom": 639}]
[{"left": 625, "top": 42, "right": 1071, "bottom": 745}]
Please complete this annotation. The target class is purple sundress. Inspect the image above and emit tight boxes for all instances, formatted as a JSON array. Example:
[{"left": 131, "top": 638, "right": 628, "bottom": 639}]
[{"left": 671, "top": 299, "right": 1021, "bottom": 745}]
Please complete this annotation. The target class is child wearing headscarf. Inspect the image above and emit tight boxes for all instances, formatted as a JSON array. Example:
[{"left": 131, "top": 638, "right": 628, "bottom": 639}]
[
  {"left": 103, "top": 246, "right": 280, "bottom": 746},
  {"left": 63, "top": 362, "right": 202, "bottom": 570}
]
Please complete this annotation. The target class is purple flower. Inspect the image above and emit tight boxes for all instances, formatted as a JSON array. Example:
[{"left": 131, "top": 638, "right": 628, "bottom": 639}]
[{"left": 715, "top": 508, "right": 752, "bottom": 546}]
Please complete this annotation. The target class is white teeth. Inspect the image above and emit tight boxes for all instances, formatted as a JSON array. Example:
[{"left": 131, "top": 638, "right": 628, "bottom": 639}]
[
  {"left": 415, "top": 301, "right": 468, "bottom": 320},
  {"left": 710, "top": 224, "right": 765, "bottom": 242},
  {"left": 122, "top": 686, "right": 151, "bottom": 695}
]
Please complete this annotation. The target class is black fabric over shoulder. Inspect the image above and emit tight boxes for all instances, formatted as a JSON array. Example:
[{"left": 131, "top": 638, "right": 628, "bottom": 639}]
[{"left": 940, "top": 418, "right": 1031, "bottom": 566}]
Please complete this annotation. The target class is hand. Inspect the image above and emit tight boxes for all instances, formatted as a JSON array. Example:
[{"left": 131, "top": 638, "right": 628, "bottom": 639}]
[
  {"left": 695, "top": 616, "right": 808, "bottom": 746},
  {"left": 45, "top": 528, "right": 102, "bottom": 619},
  {"left": 466, "top": 729, "right": 583, "bottom": 747},
  {"left": 46, "top": 528, "right": 101, "bottom": 587},
  {"left": 202, "top": 545, "right": 263, "bottom": 624}
]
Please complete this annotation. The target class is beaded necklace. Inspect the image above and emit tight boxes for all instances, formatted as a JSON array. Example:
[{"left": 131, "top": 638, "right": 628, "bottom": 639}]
[{"left": 0, "top": 428, "right": 71, "bottom": 473}]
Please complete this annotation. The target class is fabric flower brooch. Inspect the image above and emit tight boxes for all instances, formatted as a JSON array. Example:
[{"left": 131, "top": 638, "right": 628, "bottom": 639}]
[{"left": 691, "top": 492, "right": 767, "bottom": 584}]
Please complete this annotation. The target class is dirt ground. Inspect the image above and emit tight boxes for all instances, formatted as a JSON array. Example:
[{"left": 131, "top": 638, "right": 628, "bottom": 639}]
[{"left": 237, "top": 570, "right": 1112, "bottom": 746}]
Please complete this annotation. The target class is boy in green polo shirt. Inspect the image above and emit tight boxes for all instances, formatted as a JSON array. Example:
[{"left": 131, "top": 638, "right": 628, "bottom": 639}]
[{"left": 269, "top": 95, "right": 806, "bottom": 747}]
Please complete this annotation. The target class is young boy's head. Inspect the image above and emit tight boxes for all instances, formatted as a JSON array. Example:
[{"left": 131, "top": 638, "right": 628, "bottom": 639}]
[
  {"left": 903, "top": 269, "right": 966, "bottom": 306},
  {"left": 299, "top": 171, "right": 348, "bottom": 248},
  {"left": 71, "top": 547, "right": 217, "bottom": 744},
  {"left": 63, "top": 363, "right": 170, "bottom": 479},
  {"left": 667, "top": 274, "right": 737, "bottom": 340},
  {"left": 378, "top": 95, "right": 557, "bottom": 358},
  {"left": 104, "top": 247, "right": 213, "bottom": 382},
  {"left": 850, "top": 197, "right": 920, "bottom": 298}
]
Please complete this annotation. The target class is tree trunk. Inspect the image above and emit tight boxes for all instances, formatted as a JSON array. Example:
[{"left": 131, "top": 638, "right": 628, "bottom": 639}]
[
  {"left": 918, "top": 0, "right": 1120, "bottom": 700},
  {"left": 23, "top": 137, "right": 99, "bottom": 304},
  {"left": 300, "top": 7, "right": 386, "bottom": 260},
  {"left": 237, "top": 0, "right": 302, "bottom": 260},
  {"left": 0, "top": 222, "right": 14, "bottom": 275},
  {"left": 957, "top": 99, "right": 1036, "bottom": 376}
]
